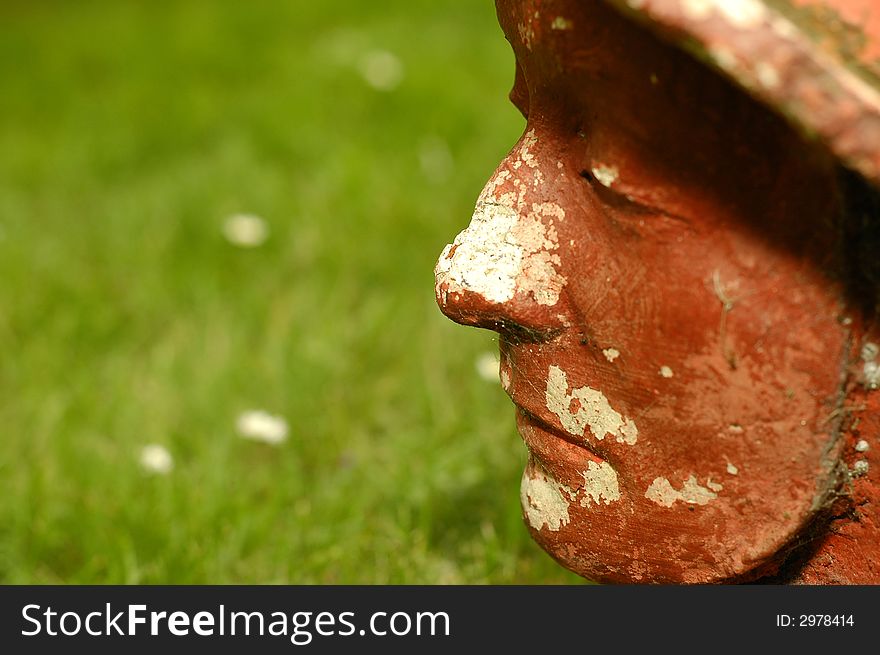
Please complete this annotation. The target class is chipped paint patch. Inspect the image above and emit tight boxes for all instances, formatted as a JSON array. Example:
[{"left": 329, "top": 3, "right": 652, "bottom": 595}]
[
  {"left": 659, "top": 365, "right": 674, "bottom": 378},
  {"left": 715, "top": 0, "right": 766, "bottom": 29},
  {"left": 545, "top": 365, "right": 638, "bottom": 445},
  {"left": 591, "top": 163, "right": 619, "bottom": 187},
  {"left": 520, "top": 465, "right": 571, "bottom": 531},
  {"left": 680, "top": 0, "right": 766, "bottom": 29},
  {"left": 517, "top": 130, "right": 539, "bottom": 169},
  {"left": 726, "top": 462, "right": 739, "bottom": 475},
  {"left": 861, "top": 341, "right": 880, "bottom": 390},
  {"left": 551, "top": 16, "right": 573, "bottom": 30},
  {"left": 645, "top": 475, "right": 719, "bottom": 507},
  {"left": 709, "top": 46, "right": 737, "bottom": 72},
  {"left": 603, "top": 348, "right": 620, "bottom": 363},
  {"left": 500, "top": 368, "right": 511, "bottom": 391},
  {"left": 517, "top": 21, "right": 535, "bottom": 51},
  {"left": 769, "top": 14, "right": 797, "bottom": 39},
  {"left": 435, "top": 131, "right": 567, "bottom": 308},
  {"left": 580, "top": 461, "right": 621, "bottom": 506},
  {"left": 532, "top": 201, "right": 565, "bottom": 221},
  {"left": 434, "top": 202, "right": 521, "bottom": 304},
  {"left": 681, "top": 0, "right": 713, "bottom": 20},
  {"left": 755, "top": 62, "right": 780, "bottom": 89}
]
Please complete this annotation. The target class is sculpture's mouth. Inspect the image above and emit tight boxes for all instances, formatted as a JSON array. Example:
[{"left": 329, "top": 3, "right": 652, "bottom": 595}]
[
  {"left": 515, "top": 405, "right": 626, "bottom": 522},
  {"left": 514, "top": 407, "right": 610, "bottom": 471}
]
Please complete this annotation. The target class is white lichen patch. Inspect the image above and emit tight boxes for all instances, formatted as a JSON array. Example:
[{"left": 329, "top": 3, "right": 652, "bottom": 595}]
[
  {"left": 659, "top": 365, "right": 673, "bottom": 378},
  {"left": 520, "top": 466, "right": 571, "bottom": 531},
  {"left": 852, "top": 460, "right": 869, "bottom": 477},
  {"left": 551, "top": 16, "right": 573, "bottom": 30},
  {"left": 855, "top": 439, "right": 870, "bottom": 453},
  {"left": 726, "top": 462, "right": 739, "bottom": 475},
  {"left": 591, "top": 163, "right": 618, "bottom": 187},
  {"left": 706, "top": 478, "right": 723, "bottom": 492},
  {"left": 602, "top": 348, "right": 620, "bottom": 363},
  {"left": 580, "top": 461, "right": 621, "bottom": 506},
  {"left": 645, "top": 475, "right": 719, "bottom": 507},
  {"left": 545, "top": 365, "right": 638, "bottom": 445},
  {"left": 435, "top": 130, "right": 566, "bottom": 307}
]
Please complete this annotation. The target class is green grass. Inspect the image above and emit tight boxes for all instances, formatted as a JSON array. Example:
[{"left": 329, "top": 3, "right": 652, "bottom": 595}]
[{"left": 0, "top": 0, "right": 585, "bottom": 583}]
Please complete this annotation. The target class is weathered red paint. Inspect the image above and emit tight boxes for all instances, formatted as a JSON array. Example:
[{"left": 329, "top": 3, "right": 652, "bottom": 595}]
[{"left": 435, "top": 0, "right": 880, "bottom": 583}]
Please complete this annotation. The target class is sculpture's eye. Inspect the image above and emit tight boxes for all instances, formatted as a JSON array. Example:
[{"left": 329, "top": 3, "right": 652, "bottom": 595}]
[
  {"left": 579, "top": 167, "right": 654, "bottom": 216},
  {"left": 509, "top": 60, "right": 529, "bottom": 119}
]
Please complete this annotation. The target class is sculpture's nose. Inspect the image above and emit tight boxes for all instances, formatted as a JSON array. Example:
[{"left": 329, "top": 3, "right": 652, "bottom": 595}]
[{"left": 434, "top": 131, "right": 570, "bottom": 339}]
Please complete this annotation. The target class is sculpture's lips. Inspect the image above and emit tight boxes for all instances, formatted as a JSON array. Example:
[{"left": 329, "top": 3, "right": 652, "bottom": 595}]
[{"left": 515, "top": 407, "right": 607, "bottom": 466}]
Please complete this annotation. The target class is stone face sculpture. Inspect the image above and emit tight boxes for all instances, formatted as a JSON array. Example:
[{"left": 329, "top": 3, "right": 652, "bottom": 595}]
[{"left": 434, "top": 0, "right": 880, "bottom": 583}]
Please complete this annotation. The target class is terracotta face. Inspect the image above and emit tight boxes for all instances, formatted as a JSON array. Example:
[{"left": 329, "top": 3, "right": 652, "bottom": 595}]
[{"left": 435, "top": 0, "right": 857, "bottom": 583}]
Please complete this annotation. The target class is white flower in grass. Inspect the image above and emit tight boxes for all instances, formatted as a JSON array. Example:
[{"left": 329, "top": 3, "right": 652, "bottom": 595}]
[
  {"left": 357, "top": 50, "right": 403, "bottom": 91},
  {"left": 222, "top": 213, "right": 269, "bottom": 248},
  {"left": 140, "top": 444, "right": 174, "bottom": 475},
  {"left": 475, "top": 352, "right": 500, "bottom": 382},
  {"left": 418, "top": 136, "right": 454, "bottom": 183},
  {"left": 236, "top": 410, "right": 289, "bottom": 445}
]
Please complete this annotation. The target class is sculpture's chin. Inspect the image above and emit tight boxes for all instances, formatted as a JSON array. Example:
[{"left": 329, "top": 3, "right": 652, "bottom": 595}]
[
  {"left": 518, "top": 456, "right": 645, "bottom": 584},
  {"left": 518, "top": 452, "right": 825, "bottom": 584}
]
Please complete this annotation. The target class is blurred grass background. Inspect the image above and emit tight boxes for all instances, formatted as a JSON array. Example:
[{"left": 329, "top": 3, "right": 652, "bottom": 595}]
[{"left": 0, "top": 0, "right": 584, "bottom": 583}]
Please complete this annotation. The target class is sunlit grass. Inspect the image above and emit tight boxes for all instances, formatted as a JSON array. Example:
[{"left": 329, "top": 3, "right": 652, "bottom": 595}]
[{"left": 0, "top": 0, "right": 585, "bottom": 584}]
